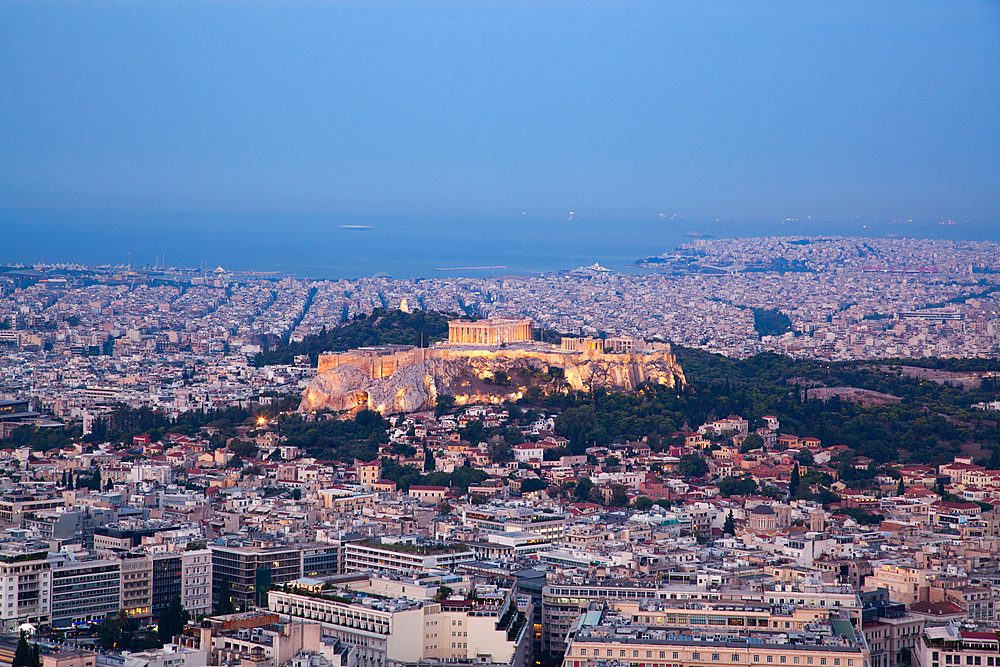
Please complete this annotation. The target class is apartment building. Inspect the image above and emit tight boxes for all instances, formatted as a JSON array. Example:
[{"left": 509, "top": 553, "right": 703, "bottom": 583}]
[
  {"left": 461, "top": 508, "right": 571, "bottom": 540},
  {"left": 0, "top": 548, "right": 52, "bottom": 631},
  {"left": 0, "top": 491, "right": 65, "bottom": 525},
  {"left": 121, "top": 552, "right": 153, "bottom": 620},
  {"left": 268, "top": 584, "right": 529, "bottom": 667},
  {"left": 181, "top": 549, "right": 213, "bottom": 617},
  {"left": 152, "top": 553, "right": 183, "bottom": 618},
  {"left": 343, "top": 540, "right": 475, "bottom": 577},
  {"left": 211, "top": 545, "right": 303, "bottom": 609},
  {"left": 865, "top": 565, "right": 935, "bottom": 605},
  {"left": 916, "top": 626, "right": 1000, "bottom": 667},
  {"left": 563, "top": 610, "right": 867, "bottom": 667},
  {"left": 49, "top": 552, "right": 121, "bottom": 628},
  {"left": 859, "top": 591, "right": 925, "bottom": 667}
]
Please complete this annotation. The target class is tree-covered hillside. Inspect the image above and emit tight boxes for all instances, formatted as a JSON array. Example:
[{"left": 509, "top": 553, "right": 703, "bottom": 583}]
[
  {"left": 254, "top": 308, "right": 455, "bottom": 367},
  {"left": 544, "top": 347, "right": 1000, "bottom": 467}
]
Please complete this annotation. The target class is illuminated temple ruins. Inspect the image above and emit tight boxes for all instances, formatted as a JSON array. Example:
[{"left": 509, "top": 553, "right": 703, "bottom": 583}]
[{"left": 447, "top": 318, "right": 533, "bottom": 345}]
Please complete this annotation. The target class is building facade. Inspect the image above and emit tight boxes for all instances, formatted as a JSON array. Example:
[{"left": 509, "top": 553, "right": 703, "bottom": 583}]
[
  {"left": 343, "top": 541, "right": 475, "bottom": 577},
  {"left": 447, "top": 318, "right": 533, "bottom": 345},
  {"left": 121, "top": 552, "right": 153, "bottom": 620},
  {"left": 181, "top": 549, "right": 213, "bottom": 617},
  {"left": 0, "top": 549, "right": 52, "bottom": 631},
  {"left": 49, "top": 552, "right": 121, "bottom": 628},
  {"left": 211, "top": 545, "right": 304, "bottom": 610}
]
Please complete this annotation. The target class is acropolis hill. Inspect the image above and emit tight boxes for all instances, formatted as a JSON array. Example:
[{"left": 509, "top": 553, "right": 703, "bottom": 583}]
[{"left": 298, "top": 318, "right": 686, "bottom": 415}]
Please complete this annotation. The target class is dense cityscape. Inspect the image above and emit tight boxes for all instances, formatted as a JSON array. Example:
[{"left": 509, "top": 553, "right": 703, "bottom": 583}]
[{"left": 0, "top": 235, "right": 998, "bottom": 667}]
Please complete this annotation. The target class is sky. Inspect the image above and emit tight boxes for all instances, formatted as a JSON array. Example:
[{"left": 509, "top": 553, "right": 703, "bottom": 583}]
[{"left": 1, "top": 0, "right": 998, "bottom": 225}]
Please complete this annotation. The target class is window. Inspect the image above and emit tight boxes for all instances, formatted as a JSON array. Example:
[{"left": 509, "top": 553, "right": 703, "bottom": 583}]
[
  {"left": 660, "top": 653, "right": 666, "bottom": 659},
  {"left": 794, "top": 659, "right": 800, "bottom": 664},
  {"left": 755, "top": 657, "right": 760, "bottom": 663},
  {"left": 694, "top": 654, "right": 701, "bottom": 661},
  {"left": 674, "top": 653, "right": 679, "bottom": 660},
  {"left": 768, "top": 658, "right": 773, "bottom": 663},
  {"left": 634, "top": 652, "right": 640, "bottom": 659},
  {"left": 733, "top": 656, "right": 740, "bottom": 662},
  {"left": 834, "top": 661, "right": 840, "bottom": 666},
  {"left": 609, "top": 651, "right": 614, "bottom": 657},
  {"left": 648, "top": 653, "right": 653, "bottom": 659},
  {"left": 713, "top": 655, "right": 720, "bottom": 662},
  {"left": 969, "top": 658, "right": 974, "bottom": 665},
  {"left": 781, "top": 658, "right": 786, "bottom": 664},
  {"left": 820, "top": 660, "right": 826, "bottom": 666},
  {"left": 621, "top": 652, "right": 626, "bottom": 657},
  {"left": 809, "top": 659, "right": 814, "bottom": 665}
]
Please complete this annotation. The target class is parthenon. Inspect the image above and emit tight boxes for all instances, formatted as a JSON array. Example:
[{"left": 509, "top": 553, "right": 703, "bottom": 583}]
[{"left": 447, "top": 317, "right": 533, "bottom": 345}]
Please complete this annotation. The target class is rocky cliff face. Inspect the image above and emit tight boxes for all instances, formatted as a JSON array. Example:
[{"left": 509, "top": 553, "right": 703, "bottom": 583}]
[{"left": 299, "top": 347, "right": 685, "bottom": 415}]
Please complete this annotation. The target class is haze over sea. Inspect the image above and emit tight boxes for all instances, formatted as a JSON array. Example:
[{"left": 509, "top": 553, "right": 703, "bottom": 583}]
[{"left": 2, "top": 207, "right": 997, "bottom": 280}]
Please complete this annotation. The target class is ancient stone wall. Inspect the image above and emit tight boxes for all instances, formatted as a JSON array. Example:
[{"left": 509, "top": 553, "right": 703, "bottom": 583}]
[{"left": 301, "top": 344, "right": 686, "bottom": 415}]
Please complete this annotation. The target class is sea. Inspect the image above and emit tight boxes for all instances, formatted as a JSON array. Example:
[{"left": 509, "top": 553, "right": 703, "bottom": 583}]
[{"left": 2, "top": 207, "right": 997, "bottom": 281}]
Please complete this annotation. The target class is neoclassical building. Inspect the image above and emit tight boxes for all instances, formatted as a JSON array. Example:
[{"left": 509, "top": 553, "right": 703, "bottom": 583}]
[
  {"left": 448, "top": 317, "right": 533, "bottom": 345},
  {"left": 749, "top": 503, "right": 778, "bottom": 531}
]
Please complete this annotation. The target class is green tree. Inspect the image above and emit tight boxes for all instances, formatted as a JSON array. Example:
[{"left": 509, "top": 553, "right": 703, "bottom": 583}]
[
  {"left": 587, "top": 486, "right": 605, "bottom": 505},
  {"left": 424, "top": 448, "right": 436, "bottom": 472},
  {"left": 718, "top": 475, "right": 758, "bottom": 497},
  {"left": 897, "top": 478, "right": 905, "bottom": 496},
  {"left": 99, "top": 609, "right": 137, "bottom": 650},
  {"left": 795, "top": 449, "right": 815, "bottom": 467},
  {"left": 574, "top": 477, "right": 594, "bottom": 502},
  {"left": 741, "top": 433, "right": 764, "bottom": 453},
  {"left": 631, "top": 496, "right": 654, "bottom": 511},
  {"left": 435, "top": 395, "right": 456, "bottom": 417},
  {"left": 158, "top": 596, "right": 190, "bottom": 644},
  {"left": 520, "top": 478, "right": 547, "bottom": 493},
  {"left": 608, "top": 484, "right": 629, "bottom": 507},
  {"left": 789, "top": 463, "right": 800, "bottom": 497},
  {"left": 30, "top": 643, "right": 40, "bottom": 667},
  {"left": 487, "top": 440, "right": 513, "bottom": 464},
  {"left": 723, "top": 510, "right": 736, "bottom": 535},
  {"left": 12, "top": 632, "right": 30, "bottom": 667},
  {"left": 291, "top": 488, "right": 302, "bottom": 501},
  {"left": 434, "top": 586, "right": 453, "bottom": 601},
  {"left": 678, "top": 454, "right": 708, "bottom": 478}
]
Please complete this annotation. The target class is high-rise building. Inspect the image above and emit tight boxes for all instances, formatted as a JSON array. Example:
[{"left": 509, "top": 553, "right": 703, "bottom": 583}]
[
  {"left": 49, "top": 551, "right": 121, "bottom": 628},
  {"left": 0, "top": 548, "right": 52, "bottom": 632},
  {"left": 152, "top": 553, "right": 182, "bottom": 618},
  {"left": 211, "top": 545, "right": 303, "bottom": 610},
  {"left": 121, "top": 552, "right": 153, "bottom": 620},
  {"left": 181, "top": 548, "right": 213, "bottom": 617}
]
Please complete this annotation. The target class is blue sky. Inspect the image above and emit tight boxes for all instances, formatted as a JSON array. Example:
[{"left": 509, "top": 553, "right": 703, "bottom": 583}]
[{"left": 2, "top": 0, "right": 998, "bottom": 223}]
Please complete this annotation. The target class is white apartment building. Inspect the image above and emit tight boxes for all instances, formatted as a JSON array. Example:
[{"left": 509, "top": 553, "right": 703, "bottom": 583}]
[
  {"left": 268, "top": 586, "right": 529, "bottom": 667},
  {"left": 343, "top": 540, "right": 475, "bottom": 576},
  {"left": 182, "top": 549, "right": 213, "bottom": 617},
  {"left": 0, "top": 549, "right": 52, "bottom": 631}
]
